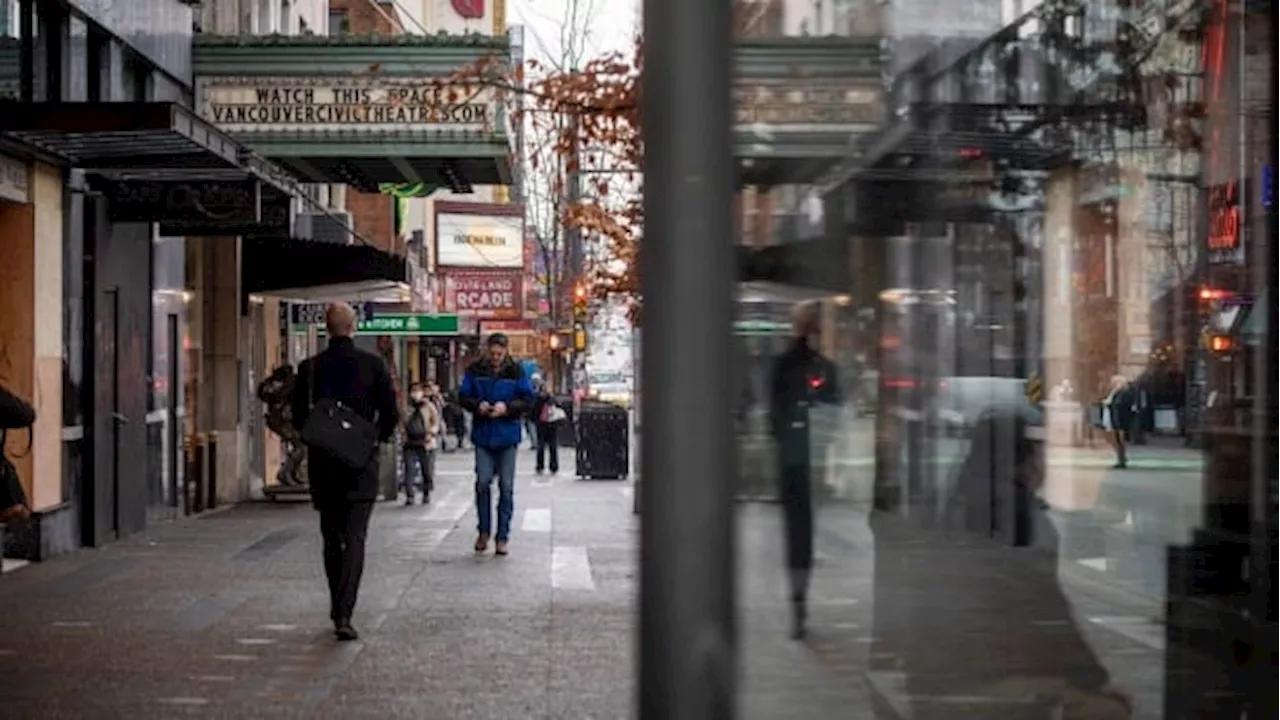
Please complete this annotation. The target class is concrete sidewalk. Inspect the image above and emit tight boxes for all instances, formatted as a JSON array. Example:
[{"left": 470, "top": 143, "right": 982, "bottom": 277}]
[
  {"left": 0, "top": 451, "right": 635, "bottom": 719},
  {"left": 0, "top": 449, "right": 1168, "bottom": 719}
]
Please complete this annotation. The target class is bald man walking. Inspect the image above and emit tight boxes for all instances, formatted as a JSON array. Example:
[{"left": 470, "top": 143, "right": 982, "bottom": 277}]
[{"left": 292, "top": 304, "right": 399, "bottom": 641}]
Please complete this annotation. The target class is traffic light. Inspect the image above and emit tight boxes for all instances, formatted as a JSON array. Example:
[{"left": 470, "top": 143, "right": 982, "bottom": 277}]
[
  {"left": 572, "top": 284, "right": 588, "bottom": 323},
  {"left": 573, "top": 324, "right": 588, "bottom": 352},
  {"left": 1205, "top": 333, "right": 1235, "bottom": 354}
]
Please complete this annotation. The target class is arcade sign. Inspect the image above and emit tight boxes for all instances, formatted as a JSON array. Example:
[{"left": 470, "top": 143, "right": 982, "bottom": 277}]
[{"left": 446, "top": 271, "right": 523, "bottom": 319}]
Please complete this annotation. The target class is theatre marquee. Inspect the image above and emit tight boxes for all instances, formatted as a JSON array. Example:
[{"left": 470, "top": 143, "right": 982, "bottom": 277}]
[{"left": 198, "top": 76, "right": 497, "bottom": 134}]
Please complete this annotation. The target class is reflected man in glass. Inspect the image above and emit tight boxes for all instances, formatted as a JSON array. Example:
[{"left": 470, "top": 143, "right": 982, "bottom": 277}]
[{"left": 769, "top": 300, "right": 839, "bottom": 639}]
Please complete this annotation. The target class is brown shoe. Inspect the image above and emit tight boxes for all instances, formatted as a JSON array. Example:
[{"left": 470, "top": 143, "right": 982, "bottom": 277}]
[
  {"left": 474, "top": 534, "right": 490, "bottom": 552},
  {"left": 494, "top": 541, "right": 509, "bottom": 556}
]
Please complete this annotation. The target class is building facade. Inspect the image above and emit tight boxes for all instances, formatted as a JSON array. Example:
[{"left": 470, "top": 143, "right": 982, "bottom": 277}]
[{"left": 1, "top": 0, "right": 513, "bottom": 555}]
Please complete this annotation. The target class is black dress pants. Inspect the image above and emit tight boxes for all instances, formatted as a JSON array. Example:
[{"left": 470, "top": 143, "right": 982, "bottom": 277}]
[
  {"left": 318, "top": 501, "right": 375, "bottom": 621},
  {"left": 779, "top": 460, "right": 814, "bottom": 597}
]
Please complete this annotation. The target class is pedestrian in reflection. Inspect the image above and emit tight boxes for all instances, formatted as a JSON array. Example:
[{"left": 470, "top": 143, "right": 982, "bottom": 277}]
[
  {"left": 291, "top": 304, "right": 399, "bottom": 641},
  {"left": 458, "top": 333, "right": 534, "bottom": 556},
  {"left": 1097, "top": 374, "right": 1137, "bottom": 469},
  {"left": 768, "top": 300, "right": 839, "bottom": 640}
]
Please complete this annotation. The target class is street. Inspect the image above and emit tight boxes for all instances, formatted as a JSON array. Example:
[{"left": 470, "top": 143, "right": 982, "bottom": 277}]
[{"left": 0, "top": 448, "right": 1169, "bottom": 719}]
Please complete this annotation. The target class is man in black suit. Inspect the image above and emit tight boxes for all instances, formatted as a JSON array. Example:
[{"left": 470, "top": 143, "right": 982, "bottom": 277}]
[{"left": 291, "top": 304, "right": 399, "bottom": 641}]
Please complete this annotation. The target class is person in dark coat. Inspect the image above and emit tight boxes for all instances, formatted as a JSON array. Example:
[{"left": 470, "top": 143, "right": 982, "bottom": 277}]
[
  {"left": 769, "top": 301, "right": 839, "bottom": 640},
  {"left": 291, "top": 304, "right": 399, "bottom": 641},
  {"left": 1098, "top": 374, "right": 1137, "bottom": 468}
]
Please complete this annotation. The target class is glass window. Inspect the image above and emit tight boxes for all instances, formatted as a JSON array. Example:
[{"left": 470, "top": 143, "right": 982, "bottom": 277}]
[
  {"left": 66, "top": 14, "right": 86, "bottom": 101},
  {"left": 328, "top": 9, "right": 350, "bottom": 36},
  {"left": 632, "top": 0, "right": 1278, "bottom": 716}
]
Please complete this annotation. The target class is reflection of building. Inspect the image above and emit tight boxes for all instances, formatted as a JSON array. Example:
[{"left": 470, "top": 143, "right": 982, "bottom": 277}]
[{"left": 738, "top": 0, "right": 1276, "bottom": 715}]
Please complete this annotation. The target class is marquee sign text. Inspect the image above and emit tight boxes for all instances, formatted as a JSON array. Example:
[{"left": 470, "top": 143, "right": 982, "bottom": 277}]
[
  {"left": 734, "top": 82, "right": 883, "bottom": 127},
  {"left": 201, "top": 79, "right": 494, "bottom": 132}
]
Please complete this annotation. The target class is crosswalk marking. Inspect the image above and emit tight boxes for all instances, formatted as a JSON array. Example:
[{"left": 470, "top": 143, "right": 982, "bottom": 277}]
[
  {"left": 522, "top": 508, "right": 552, "bottom": 532},
  {"left": 551, "top": 546, "right": 596, "bottom": 591}
]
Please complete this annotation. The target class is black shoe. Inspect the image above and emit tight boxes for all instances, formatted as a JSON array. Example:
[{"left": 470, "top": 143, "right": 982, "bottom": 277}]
[
  {"left": 404, "top": 497, "right": 414, "bottom": 506},
  {"left": 790, "top": 600, "right": 807, "bottom": 640},
  {"left": 422, "top": 493, "right": 431, "bottom": 505},
  {"left": 334, "top": 619, "right": 359, "bottom": 641},
  {"left": 536, "top": 468, "right": 544, "bottom": 475}
]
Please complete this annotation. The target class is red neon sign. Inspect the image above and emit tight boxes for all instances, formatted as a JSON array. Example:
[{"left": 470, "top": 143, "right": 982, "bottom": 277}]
[
  {"left": 1207, "top": 181, "right": 1241, "bottom": 252},
  {"left": 451, "top": 0, "right": 484, "bottom": 19}
]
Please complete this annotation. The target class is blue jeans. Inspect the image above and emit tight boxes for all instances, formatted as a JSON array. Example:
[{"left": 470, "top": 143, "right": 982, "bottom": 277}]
[{"left": 474, "top": 444, "right": 518, "bottom": 541}]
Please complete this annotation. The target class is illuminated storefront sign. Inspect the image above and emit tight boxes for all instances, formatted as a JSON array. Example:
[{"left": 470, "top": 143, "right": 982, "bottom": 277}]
[
  {"left": 199, "top": 77, "right": 495, "bottom": 133},
  {"left": 445, "top": 271, "right": 524, "bottom": 319},
  {"left": 434, "top": 204, "right": 525, "bottom": 269},
  {"left": 1207, "top": 180, "right": 1242, "bottom": 254}
]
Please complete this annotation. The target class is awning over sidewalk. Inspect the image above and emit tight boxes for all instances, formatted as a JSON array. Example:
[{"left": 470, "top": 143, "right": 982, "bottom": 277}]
[
  {"left": 0, "top": 101, "right": 301, "bottom": 193},
  {"left": 242, "top": 237, "right": 411, "bottom": 304},
  {"left": 738, "top": 237, "right": 851, "bottom": 294}
]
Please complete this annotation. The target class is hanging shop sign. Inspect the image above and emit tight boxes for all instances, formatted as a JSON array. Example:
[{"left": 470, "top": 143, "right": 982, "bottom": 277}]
[
  {"left": 435, "top": 206, "right": 525, "bottom": 268},
  {"left": 199, "top": 77, "right": 496, "bottom": 133},
  {"left": 359, "top": 314, "right": 459, "bottom": 335},
  {"left": 733, "top": 81, "right": 883, "bottom": 130},
  {"left": 445, "top": 271, "right": 524, "bottom": 319},
  {"left": 1207, "top": 180, "right": 1244, "bottom": 263},
  {"left": 0, "top": 153, "right": 29, "bottom": 204},
  {"left": 159, "top": 186, "right": 291, "bottom": 237},
  {"left": 290, "top": 302, "right": 374, "bottom": 326},
  {"left": 481, "top": 319, "right": 534, "bottom": 334},
  {"left": 100, "top": 179, "right": 261, "bottom": 224}
]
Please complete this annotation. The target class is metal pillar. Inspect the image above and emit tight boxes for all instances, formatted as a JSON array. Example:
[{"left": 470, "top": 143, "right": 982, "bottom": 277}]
[{"left": 639, "top": 0, "right": 735, "bottom": 717}]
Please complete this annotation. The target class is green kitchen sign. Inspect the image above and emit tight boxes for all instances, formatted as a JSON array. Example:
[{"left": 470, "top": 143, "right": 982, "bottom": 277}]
[
  {"left": 303, "top": 313, "right": 461, "bottom": 335},
  {"left": 359, "top": 314, "right": 459, "bottom": 335}
]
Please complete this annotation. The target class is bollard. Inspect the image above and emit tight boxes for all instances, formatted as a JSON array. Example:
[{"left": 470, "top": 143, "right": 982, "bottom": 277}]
[
  {"left": 206, "top": 432, "right": 219, "bottom": 510},
  {"left": 191, "top": 434, "right": 206, "bottom": 514},
  {"left": 182, "top": 438, "right": 194, "bottom": 516}
]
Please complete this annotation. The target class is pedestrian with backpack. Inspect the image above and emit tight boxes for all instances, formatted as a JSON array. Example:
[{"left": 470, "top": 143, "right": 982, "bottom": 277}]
[{"left": 402, "top": 382, "right": 440, "bottom": 505}]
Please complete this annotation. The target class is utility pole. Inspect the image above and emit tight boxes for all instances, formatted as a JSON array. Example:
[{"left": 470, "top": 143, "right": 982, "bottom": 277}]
[
  {"left": 639, "top": 0, "right": 735, "bottom": 717},
  {"left": 566, "top": 111, "right": 584, "bottom": 395}
]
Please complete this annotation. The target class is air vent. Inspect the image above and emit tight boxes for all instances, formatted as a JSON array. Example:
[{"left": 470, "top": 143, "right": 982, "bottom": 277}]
[{"left": 294, "top": 212, "right": 352, "bottom": 245}]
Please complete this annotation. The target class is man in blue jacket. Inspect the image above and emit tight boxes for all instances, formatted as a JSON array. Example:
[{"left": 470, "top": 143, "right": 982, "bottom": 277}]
[{"left": 458, "top": 333, "right": 534, "bottom": 555}]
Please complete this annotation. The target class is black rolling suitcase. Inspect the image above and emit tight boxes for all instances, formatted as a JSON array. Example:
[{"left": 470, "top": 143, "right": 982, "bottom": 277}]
[{"left": 575, "top": 401, "right": 629, "bottom": 480}]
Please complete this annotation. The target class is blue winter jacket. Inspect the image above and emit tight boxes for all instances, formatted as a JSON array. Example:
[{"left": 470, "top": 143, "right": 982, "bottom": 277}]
[{"left": 457, "top": 357, "right": 534, "bottom": 449}]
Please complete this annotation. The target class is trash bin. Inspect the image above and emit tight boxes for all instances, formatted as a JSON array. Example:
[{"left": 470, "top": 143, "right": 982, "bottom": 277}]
[
  {"left": 575, "top": 400, "right": 629, "bottom": 480},
  {"left": 553, "top": 394, "right": 577, "bottom": 448}
]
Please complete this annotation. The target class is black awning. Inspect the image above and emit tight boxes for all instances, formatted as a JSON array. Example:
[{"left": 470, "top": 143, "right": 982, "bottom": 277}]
[
  {"left": 243, "top": 237, "right": 410, "bottom": 303},
  {"left": 0, "top": 101, "right": 301, "bottom": 195},
  {"left": 738, "top": 237, "right": 851, "bottom": 294}
]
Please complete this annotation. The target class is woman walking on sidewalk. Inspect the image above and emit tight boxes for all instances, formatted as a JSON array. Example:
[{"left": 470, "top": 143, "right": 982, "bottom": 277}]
[{"left": 531, "top": 380, "right": 564, "bottom": 475}]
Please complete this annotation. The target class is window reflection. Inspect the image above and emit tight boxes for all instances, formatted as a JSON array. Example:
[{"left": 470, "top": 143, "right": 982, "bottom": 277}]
[{"left": 729, "top": 0, "right": 1275, "bottom": 717}]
